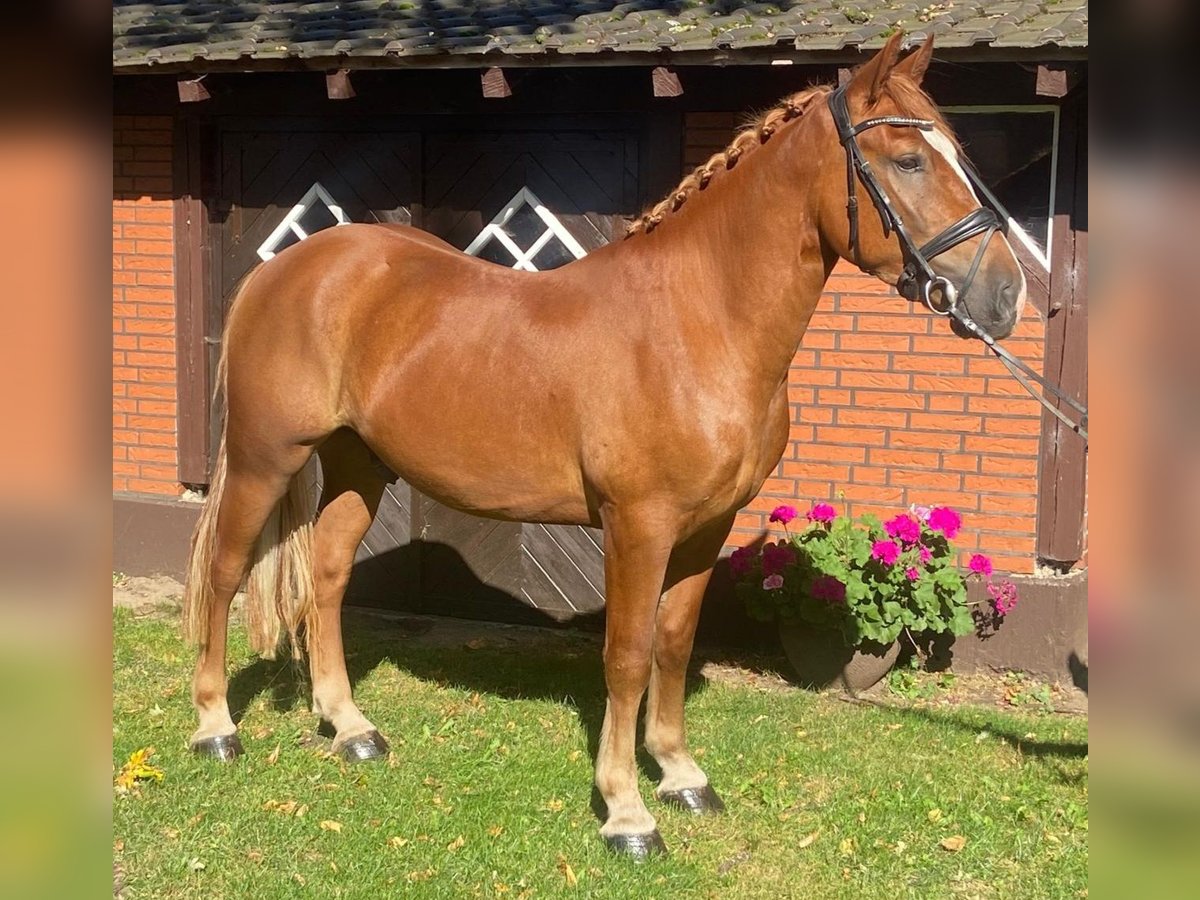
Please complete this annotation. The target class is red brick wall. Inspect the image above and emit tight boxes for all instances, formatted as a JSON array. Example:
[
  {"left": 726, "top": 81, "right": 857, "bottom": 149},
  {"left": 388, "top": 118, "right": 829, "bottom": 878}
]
[
  {"left": 687, "top": 114, "right": 1047, "bottom": 574},
  {"left": 113, "top": 115, "right": 181, "bottom": 497}
]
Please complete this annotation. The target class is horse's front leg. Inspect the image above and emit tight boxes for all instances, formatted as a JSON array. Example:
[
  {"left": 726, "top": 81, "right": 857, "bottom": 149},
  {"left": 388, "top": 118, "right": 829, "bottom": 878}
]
[
  {"left": 595, "top": 508, "right": 675, "bottom": 858},
  {"left": 645, "top": 515, "right": 733, "bottom": 814}
]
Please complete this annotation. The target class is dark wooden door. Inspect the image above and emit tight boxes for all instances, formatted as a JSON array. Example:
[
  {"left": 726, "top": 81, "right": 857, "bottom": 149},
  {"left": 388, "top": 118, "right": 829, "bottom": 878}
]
[
  {"left": 415, "top": 126, "right": 642, "bottom": 623},
  {"left": 216, "top": 125, "right": 421, "bottom": 608}
]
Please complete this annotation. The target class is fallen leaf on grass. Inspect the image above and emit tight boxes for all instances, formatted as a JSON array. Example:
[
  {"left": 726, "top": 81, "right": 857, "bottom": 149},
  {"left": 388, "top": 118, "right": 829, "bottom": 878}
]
[
  {"left": 186, "top": 858, "right": 205, "bottom": 872},
  {"left": 319, "top": 820, "right": 343, "bottom": 833},
  {"left": 447, "top": 835, "right": 465, "bottom": 852},
  {"left": 940, "top": 835, "right": 967, "bottom": 852},
  {"left": 838, "top": 837, "right": 857, "bottom": 856},
  {"left": 556, "top": 854, "right": 578, "bottom": 887},
  {"left": 465, "top": 639, "right": 487, "bottom": 650},
  {"left": 927, "top": 808, "right": 943, "bottom": 822},
  {"left": 388, "top": 836, "right": 409, "bottom": 849},
  {"left": 487, "top": 825, "right": 505, "bottom": 838},
  {"left": 266, "top": 744, "right": 281, "bottom": 766},
  {"left": 796, "top": 830, "right": 819, "bottom": 849},
  {"left": 114, "top": 747, "right": 164, "bottom": 792}
]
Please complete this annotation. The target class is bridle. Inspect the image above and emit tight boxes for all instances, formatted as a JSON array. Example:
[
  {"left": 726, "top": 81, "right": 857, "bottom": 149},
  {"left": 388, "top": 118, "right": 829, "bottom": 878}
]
[{"left": 828, "top": 82, "right": 1088, "bottom": 443}]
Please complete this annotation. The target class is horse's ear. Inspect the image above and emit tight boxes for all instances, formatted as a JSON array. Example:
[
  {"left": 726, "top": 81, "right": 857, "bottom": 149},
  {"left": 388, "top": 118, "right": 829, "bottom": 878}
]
[
  {"left": 853, "top": 31, "right": 907, "bottom": 105},
  {"left": 893, "top": 36, "right": 935, "bottom": 85}
]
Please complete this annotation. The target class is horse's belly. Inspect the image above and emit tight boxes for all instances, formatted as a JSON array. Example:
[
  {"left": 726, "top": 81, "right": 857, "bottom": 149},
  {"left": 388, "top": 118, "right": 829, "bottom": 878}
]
[{"left": 359, "top": 421, "right": 594, "bottom": 526}]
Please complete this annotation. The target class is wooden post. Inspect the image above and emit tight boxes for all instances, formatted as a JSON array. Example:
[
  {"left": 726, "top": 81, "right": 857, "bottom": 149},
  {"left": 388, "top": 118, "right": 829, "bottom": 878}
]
[
  {"left": 173, "top": 116, "right": 213, "bottom": 485},
  {"left": 1036, "top": 89, "right": 1088, "bottom": 564}
]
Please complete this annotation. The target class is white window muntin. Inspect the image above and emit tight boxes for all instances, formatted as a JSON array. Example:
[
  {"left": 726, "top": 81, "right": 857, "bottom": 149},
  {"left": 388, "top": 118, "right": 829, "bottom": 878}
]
[
  {"left": 464, "top": 186, "right": 588, "bottom": 271},
  {"left": 941, "top": 104, "right": 1060, "bottom": 272},
  {"left": 256, "top": 181, "right": 350, "bottom": 261}
]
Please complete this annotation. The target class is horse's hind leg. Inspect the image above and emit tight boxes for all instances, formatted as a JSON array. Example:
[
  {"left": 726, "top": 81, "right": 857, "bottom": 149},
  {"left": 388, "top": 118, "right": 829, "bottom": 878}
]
[
  {"left": 645, "top": 515, "right": 734, "bottom": 815},
  {"left": 310, "top": 430, "right": 389, "bottom": 762},
  {"left": 190, "top": 456, "right": 307, "bottom": 758}
]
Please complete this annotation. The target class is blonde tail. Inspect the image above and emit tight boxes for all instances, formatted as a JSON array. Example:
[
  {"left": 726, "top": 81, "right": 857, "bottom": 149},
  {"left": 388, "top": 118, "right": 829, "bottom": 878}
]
[{"left": 181, "top": 271, "right": 318, "bottom": 660}]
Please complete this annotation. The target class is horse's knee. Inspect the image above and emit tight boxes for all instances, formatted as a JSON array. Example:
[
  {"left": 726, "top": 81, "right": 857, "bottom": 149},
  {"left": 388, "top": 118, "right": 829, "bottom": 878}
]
[{"left": 604, "top": 644, "right": 653, "bottom": 691}]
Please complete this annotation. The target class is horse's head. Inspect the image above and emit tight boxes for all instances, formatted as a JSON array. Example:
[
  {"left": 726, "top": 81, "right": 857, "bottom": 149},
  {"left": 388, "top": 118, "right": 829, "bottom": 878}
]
[{"left": 817, "top": 33, "right": 1026, "bottom": 339}]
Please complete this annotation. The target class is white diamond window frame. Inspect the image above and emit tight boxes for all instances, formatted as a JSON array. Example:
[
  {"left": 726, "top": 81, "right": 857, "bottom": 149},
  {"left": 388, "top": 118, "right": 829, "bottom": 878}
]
[
  {"left": 256, "top": 182, "right": 351, "bottom": 262},
  {"left": 464, "top": 187, "right": 588, "bottom": 271}
]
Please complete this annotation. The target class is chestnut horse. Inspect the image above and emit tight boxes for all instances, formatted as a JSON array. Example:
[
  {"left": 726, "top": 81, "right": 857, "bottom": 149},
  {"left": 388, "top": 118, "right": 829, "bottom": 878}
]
[{"left": 182, "top": 34, "right": 1025, "bottom": 857}]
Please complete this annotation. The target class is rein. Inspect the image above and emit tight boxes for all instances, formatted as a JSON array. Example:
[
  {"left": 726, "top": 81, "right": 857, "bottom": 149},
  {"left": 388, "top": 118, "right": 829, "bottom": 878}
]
[{"left": 828, "top": 83, "right": 1088, "bottom": 443}]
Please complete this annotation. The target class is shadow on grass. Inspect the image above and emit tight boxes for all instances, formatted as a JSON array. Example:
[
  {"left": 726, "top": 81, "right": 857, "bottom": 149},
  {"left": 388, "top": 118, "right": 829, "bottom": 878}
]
[
  {"left": 223, "top": 607, "right": 716, "bottom": 822},
  {"left": 887, "top": 703, "right": 1089, "bottom": 763}
]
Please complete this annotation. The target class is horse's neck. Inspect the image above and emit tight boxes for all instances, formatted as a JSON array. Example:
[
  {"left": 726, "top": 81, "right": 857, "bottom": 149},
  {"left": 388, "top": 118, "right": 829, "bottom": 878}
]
[{"left": 630, "top": 119, "right": 838, "bottom": 388}]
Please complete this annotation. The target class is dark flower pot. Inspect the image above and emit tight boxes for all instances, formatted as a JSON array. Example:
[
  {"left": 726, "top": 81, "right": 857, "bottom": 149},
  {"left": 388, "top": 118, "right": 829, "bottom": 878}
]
[{"left": 778, "top": 619, "right": 900, "bottom": 695}]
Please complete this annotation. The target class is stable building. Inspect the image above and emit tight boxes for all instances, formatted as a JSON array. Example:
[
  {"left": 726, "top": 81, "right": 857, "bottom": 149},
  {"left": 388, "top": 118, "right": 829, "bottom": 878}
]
[{"left": 113, "top": 1, "right": 1088, "bottom": 676}]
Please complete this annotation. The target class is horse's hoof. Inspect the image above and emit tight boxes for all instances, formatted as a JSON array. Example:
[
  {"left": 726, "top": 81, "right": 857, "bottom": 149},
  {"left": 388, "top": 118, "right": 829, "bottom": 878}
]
[
  {"left": 604, "top": 830, "right": 667, "bottom": 860},
  {"left": 659, "top": 784, "right": 726, "bottom": 815},
  {"left": 337, "top": 730, "right": 389, "bottom": 763},
  {"left": 190, "top": 733, "right": 244, "bottom": 762}
]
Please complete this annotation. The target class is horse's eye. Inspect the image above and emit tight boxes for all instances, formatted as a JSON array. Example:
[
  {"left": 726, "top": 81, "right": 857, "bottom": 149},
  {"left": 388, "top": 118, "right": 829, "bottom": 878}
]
[{"left": 895, "top": 155, "right": 923, "bottom": 173}]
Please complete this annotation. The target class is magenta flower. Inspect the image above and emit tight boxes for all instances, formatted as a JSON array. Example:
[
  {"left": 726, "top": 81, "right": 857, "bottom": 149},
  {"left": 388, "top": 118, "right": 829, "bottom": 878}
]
[
  {"left": 928, "top": 506, "right": 962, "bottom": 539},
  {"left": 807, "top": 502, "right": 838, "bottom": 524},
  {"left": 769, "top": 505, "right": 798, "bottom": 525},
  {"left": 905, "top": 566, "right": 921, "bottom": 581},
  {"left": 760, "top": 542, "right": 797, "bottom": 577},
  {"left": 910, "top": 505, "right": 932, "bottom": 523},
  {"left": 870, "top": 539, "right": 900, "bottom": 566},
  {"left": 918, "top": 545, "right": 933, "bottom": 564},
  {"left": 988, "top": 580, "right": 1019, "bottom": 616},
  {"left": 810, "top": 574, "right": 846, "bottom": 604},
  {"left": 728, "top": 546, "right": 756, "bottom": 578},
  {"left": 968, "top": 553, "right": 993, "bottom": 577},
  {"left": 885, "top": 514, "right": 921, "bottom": 545},
  {"left": 762, "top": 573, "right": 784, "bottom": 591}
]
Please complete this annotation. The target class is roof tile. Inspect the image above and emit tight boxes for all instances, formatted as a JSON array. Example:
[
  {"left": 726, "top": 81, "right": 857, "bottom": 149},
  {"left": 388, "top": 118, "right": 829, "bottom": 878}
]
[{"left": 113, "top": 0, "right": 1087, "bottom": 67}]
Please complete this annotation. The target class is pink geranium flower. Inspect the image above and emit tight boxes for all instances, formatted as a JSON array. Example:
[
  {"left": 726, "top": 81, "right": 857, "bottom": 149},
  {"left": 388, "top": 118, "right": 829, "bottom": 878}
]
[
  {"left": 762, "top": 574, "right": 784, "bottom": 591},
  {"left": 760, "top": 542, "right": 796, "bottom": 577},
  {"left": 918, "top": 545, "right": 933, "bottom": 564},
  {"left": 885, "top": 514, "right": 921, "bottom": 544},
  {"left": 728, "top": 546, "right": 756, "bottom": 578},
  {"left": 870, "top": 539, "right": 900, "bottom": 566},
  {"left": 988, "top": 580, "right": 1019, "bottom": 615},
  {"left": 807, "top": 502, "right": 838, "bottom": 524},
  {"left": 769, "top": 505, "right": 798, "bottom": 525},
  {"left": 810, "top": 574, "right": 846, "bottom": 604},
  {"left": 968, "top": 553, "right": 993, "bottom": 577},
  {"left": 905, "top": 566, "right": 921, "bottom": 581},
  {"left": 928, "top": 506, "right": 962, "bottom": 539},
  {"left": 910, "top": 505, "right": 932, "bottom": 523}
]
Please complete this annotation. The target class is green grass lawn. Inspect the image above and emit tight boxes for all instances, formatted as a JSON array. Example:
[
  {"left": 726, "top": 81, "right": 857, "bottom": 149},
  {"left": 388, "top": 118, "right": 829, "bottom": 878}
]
[{"left": 113, "top": 606, "right": 1087, "bottom": 899}]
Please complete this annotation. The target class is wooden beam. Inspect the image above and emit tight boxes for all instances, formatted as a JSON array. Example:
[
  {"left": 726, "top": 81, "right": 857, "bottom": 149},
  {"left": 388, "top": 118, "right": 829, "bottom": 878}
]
[
  {"left": 1035, "top": 64, "right": 1068, "bottom": 98},
  {"left": 176, "top": 76, "right": 209, "bottom": 103},
  {"left": 481, "top": 67, "right": 511, "bottom": 98},
  {"left": 326, "top": 68, "right": 355, "bottom": 99},
  {"left": 651, "top": 66, "right": 683, "bottom": 97}
]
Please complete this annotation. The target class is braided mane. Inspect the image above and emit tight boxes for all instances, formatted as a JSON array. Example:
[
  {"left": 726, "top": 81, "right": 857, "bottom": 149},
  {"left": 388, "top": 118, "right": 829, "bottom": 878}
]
[{"left": 625, "top": 85, "right": 832, "bottom": 238}]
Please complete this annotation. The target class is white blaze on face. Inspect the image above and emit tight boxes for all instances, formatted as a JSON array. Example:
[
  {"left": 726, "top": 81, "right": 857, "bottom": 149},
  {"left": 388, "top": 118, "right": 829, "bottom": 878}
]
[{"left": 920, "top": 127, "right": 1028, "bottom": 321}]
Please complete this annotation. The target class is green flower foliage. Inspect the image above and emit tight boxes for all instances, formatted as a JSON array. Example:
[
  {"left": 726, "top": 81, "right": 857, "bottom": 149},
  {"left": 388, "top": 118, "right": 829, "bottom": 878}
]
[{"left": 735, "top": 507, "right": 978, "bottom": 648}]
